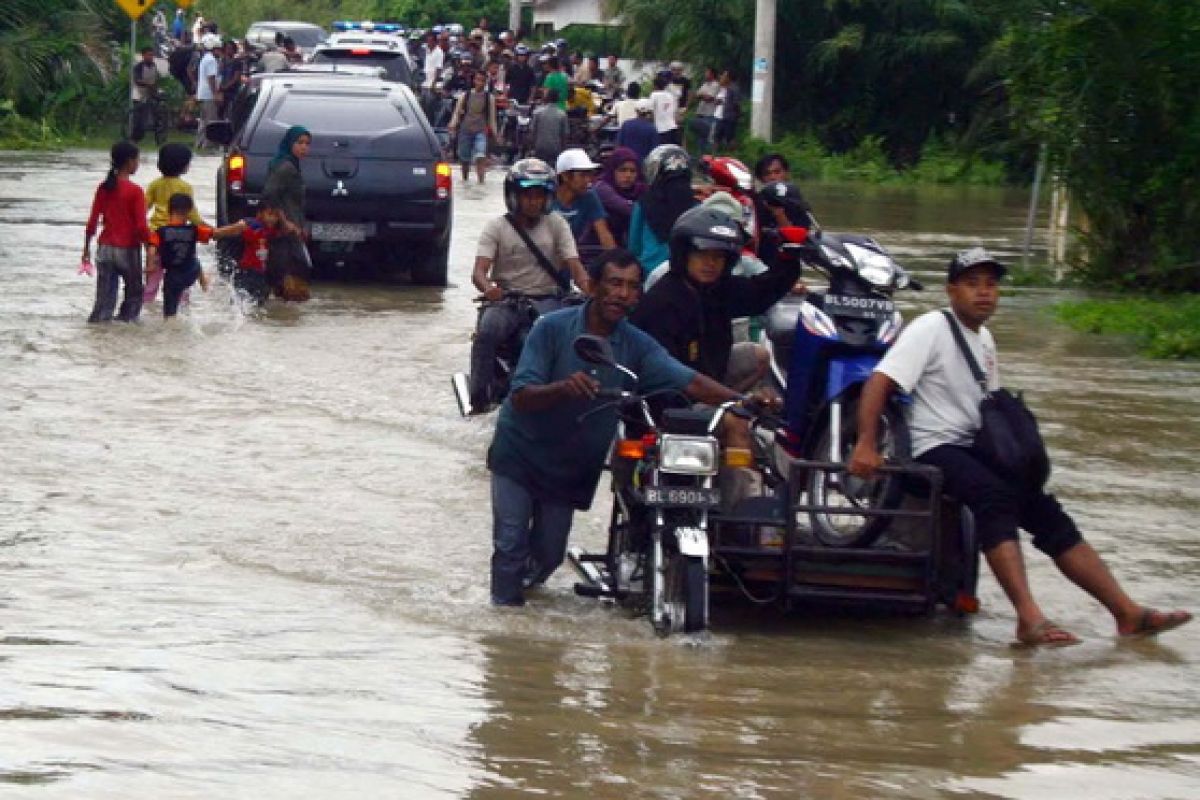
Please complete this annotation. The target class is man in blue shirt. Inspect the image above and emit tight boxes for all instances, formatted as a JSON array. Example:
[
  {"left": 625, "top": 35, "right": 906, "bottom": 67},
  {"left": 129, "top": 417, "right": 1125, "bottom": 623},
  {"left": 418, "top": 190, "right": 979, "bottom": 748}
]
[
  {"left": 552, "top": 149, "right": 617, "bottom": 262},
  {"left": 487, "top": 248, "right": 753, "bottom": 606},
  {"left": 616, "top": 99, "right": 659, "bottom": 163}
]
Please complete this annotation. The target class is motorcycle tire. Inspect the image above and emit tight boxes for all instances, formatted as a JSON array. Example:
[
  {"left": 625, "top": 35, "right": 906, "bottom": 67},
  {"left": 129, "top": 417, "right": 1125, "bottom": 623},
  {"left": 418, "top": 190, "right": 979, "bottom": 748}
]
[
  {"left": 660, "top": 551, "right": 707, "bottom": 635},
  {"left": 806, "top": 398, "right": 911, "bottom": 548}
]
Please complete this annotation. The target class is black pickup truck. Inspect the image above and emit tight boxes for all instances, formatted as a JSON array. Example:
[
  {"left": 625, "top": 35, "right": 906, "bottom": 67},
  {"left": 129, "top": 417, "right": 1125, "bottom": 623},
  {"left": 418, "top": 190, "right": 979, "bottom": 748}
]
[{"left": 207, "top": 72, "right": 452, "bottom": 285}]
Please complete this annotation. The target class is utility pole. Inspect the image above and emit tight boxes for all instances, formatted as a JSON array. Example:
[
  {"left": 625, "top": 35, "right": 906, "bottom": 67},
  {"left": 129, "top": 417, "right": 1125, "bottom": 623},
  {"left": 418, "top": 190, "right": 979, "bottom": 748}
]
[
  {"left": 509, "top": 0, "right": 521, "bottom": 35},
  {"left": 750, "top": 0, "right": 776, "bottom": 141}
]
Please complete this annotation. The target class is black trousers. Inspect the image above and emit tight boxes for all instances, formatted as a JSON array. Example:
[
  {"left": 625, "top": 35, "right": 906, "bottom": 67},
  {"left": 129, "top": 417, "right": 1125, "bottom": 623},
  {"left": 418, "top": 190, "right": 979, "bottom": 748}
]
[
  {"left": 918, "top": 444, "right": 1082, "bottom": 558},
  {"left": 162, "top": 262, "right": 201, "bottom": 317}
]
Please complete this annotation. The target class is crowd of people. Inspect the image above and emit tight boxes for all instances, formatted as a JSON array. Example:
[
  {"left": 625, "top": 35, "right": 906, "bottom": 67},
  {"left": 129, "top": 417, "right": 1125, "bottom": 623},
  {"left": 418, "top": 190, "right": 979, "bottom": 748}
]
[{"left": 87, "top": 15, "right": 1192, "bottom": 647}]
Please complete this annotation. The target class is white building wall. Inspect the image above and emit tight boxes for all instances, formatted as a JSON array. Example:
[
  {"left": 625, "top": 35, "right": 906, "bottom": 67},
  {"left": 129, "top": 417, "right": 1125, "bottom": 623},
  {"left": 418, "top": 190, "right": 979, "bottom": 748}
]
[{"left": 532, "top": 0, "right": 617, "bottom": 28}]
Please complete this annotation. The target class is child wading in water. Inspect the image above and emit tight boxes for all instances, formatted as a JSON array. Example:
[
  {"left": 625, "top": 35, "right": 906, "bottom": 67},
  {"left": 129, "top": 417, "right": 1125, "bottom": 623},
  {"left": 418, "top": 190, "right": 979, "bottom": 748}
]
[
  {"left": 144, "top": 144, "right": 209, "bottom": 304},
  {"left": 212, "top": 199, "right": 301, "bottom": 306},
  {"left": 147, "top": 193, "right": 212, "bottom": 317},
  {"left": 82, "top": 141, "right": 151, "bottom": 323}
]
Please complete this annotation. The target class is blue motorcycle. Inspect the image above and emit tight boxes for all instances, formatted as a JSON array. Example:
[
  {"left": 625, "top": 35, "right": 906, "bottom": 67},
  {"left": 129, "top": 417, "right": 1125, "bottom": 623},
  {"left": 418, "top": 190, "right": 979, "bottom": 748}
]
[{"left": 763, "top": 231, "right": 923, "bottom": 548}]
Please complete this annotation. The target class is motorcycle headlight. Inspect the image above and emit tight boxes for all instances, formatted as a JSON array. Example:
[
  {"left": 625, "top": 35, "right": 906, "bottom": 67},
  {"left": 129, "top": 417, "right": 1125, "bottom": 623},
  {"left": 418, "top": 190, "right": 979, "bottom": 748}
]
[
  {"left": 845, "top": 243, "right": 897, "bottom": 289},
  {"left": 658, "top": 435, "right": 720, "bottom": 476}
]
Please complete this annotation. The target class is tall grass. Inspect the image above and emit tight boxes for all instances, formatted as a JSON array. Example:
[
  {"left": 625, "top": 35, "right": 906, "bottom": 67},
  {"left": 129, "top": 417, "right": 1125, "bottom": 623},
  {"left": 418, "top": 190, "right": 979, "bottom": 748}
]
[{"left": 1054, "top": 296, "right": 1200, "bottom": 359}]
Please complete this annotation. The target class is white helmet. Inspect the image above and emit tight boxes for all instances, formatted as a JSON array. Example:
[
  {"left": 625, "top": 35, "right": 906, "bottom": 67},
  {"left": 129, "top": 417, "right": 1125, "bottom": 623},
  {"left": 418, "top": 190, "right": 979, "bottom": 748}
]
[{"left": 202, "top": 33, "right": 222, "bottom": 50}]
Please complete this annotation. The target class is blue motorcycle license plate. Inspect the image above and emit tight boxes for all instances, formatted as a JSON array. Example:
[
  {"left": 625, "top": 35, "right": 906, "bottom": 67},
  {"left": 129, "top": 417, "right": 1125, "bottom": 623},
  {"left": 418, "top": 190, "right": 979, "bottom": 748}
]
[
  {"left": 643, "top": 486, "right": 721, "bottom": 508},
  {"left": 824, "top": 294, "right": 895, "bottom": 320}
]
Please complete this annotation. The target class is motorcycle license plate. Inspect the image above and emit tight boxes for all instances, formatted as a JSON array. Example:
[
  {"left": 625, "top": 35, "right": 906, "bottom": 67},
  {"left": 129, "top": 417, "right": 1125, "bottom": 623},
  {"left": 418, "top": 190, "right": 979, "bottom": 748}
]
[
  {"left": 643, "top": 486, "right": 721, "bottom": 508},
  {"left": 310, "top": 222, "right": 369, "bottom": 242},
  {"left": 823, "top": 294, "right": 895, "bottom": 320}
]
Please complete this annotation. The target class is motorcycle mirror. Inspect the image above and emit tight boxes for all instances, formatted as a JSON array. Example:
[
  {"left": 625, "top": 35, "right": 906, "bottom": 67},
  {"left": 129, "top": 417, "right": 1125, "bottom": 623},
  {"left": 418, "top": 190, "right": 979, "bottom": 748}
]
[{"left": 573, "top": 334, "right": 616, "bottom": 367}]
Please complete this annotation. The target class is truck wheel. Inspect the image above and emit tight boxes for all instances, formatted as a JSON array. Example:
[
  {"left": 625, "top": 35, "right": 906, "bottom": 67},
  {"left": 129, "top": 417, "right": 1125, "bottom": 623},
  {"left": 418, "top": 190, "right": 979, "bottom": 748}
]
[{"left": 411, "top": 239, "right": 449, "bottom": 286}]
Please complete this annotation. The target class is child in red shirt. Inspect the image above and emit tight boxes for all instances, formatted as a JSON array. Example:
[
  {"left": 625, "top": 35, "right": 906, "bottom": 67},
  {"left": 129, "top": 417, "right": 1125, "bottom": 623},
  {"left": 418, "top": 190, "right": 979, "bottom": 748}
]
[
  {"left": 82, "top": 141, "right": 151, "bottom": 323},
  {"left": 212, "top": 199, "right": 301, "bottom": 306}
]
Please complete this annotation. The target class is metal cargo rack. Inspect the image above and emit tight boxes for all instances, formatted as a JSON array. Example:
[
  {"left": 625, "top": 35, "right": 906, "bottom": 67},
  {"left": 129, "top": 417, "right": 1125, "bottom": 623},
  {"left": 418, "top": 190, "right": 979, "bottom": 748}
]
[{"left": 711, "top": 459, "right": 978, "bottom": 615}]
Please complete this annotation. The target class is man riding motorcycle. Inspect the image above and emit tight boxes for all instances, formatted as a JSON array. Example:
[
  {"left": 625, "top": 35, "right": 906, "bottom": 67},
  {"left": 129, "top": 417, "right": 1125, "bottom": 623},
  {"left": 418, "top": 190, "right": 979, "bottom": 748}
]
[{"left": 468, "top": 159, "right": 591, "bottom": 413}]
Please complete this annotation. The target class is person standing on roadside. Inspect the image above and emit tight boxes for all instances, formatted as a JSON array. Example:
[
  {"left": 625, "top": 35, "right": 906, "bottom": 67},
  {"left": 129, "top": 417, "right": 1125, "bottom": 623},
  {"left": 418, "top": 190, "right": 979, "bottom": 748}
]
[
  {"left": 132, "top": 47, "right": 159, "bottom": 103},
  {"left": 690, "top": 67, "right": 720, "bottom": 155},
  {"left": 261, "top": 126, "right": 313, "bottom": 300},
  {"left": 712, "top": 70, "right": 742, "bottom": 151},
  {"left": 218, "top": 40, "right": 243, "bottom": 118},
  {"left": 603, "top": 55, "right": 625, "bottom": 99},
  {"left": 82, "top": 141, "right": 151, "bottom": 324},
  {"left": 194, "top": 34, "right": 222, "bottom": 149},
  {"left": 848, "top": 249, "right": 1192, "bottom": 646},
  {"left": 649, "top": 75, "right": 680, "bottom": 146}
]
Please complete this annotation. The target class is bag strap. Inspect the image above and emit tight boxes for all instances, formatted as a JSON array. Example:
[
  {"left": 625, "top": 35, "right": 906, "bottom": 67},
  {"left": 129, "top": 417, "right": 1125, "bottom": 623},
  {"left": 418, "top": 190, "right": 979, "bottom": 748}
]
[
  {"left": 504, "top": 212, "right": 570, "bottom": 293},
  {"left": 941, "top": 310, "right": 988, "bottom": 391}
]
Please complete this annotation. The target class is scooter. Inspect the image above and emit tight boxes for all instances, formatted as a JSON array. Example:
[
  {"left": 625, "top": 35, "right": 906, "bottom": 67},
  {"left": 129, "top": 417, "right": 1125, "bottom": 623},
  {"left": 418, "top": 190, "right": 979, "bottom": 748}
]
[
  {"left": 567, "top": 334, "right": 751, "bottom": 636},
  {"left": 763, "top": 231, "right": 924, "bottom": 548}
]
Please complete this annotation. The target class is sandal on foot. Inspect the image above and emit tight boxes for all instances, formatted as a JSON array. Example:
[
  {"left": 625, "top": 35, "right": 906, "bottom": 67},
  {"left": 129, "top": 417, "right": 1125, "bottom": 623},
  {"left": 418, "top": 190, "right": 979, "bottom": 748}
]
[
  {"left": 1120, "top": 608, "right": 1192, "bottom": 638},
  {"left": 1015, "top": 619, "right": 1082, "bottom": 648}
]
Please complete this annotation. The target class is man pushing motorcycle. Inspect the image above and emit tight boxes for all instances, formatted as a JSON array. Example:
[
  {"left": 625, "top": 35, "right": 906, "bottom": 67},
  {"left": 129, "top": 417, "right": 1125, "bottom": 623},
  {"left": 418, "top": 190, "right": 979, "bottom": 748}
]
[
  {"left": 848, "top": 249, "right": 1191, "bottom": 646},
  {"left": 486, "top": 248, "right": 771, "bottom": 607},
  {"left": 467, "top": 159, "right": 592, "bottom": 414}
]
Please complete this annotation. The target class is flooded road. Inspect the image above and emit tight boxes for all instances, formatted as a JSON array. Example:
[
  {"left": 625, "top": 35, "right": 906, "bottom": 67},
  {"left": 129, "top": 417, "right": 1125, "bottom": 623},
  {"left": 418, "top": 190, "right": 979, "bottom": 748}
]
[{"left": 2, "top": 150, "right": 1198, "bottom": 799}]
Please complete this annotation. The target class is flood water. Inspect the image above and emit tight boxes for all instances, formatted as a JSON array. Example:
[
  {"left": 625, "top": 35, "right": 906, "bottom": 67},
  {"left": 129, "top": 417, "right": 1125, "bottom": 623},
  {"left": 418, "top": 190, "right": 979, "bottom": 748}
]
[{"left": 2, "top": 150, "right": 1198, "bottom": 799}]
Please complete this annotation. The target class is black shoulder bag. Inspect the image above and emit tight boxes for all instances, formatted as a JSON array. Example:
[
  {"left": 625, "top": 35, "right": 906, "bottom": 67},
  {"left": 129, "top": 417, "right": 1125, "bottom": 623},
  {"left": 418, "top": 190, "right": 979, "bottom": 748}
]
[
  {"left": 504, "top": 212, "right": 571, "bottom": 294},
  {"left": 941, "top": 310, "right": 1050, "bottom": 490}
]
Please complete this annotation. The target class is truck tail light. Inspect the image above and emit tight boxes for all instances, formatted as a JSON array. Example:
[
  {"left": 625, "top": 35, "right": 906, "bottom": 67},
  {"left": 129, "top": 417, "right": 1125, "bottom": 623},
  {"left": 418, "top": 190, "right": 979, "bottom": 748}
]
[
  {"left": 435, "top": 162, "right": 452, "bottom": 200},
  {"left": 227, "top": 154, "right": 245, "bottom": 194}
]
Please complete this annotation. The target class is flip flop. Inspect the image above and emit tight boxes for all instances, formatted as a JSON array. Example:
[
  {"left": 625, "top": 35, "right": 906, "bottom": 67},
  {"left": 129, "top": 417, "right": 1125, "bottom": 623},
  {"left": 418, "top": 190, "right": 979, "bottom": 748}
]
[
  {"left": 1120, "top": 608, "right": 1193, "bottom": 638},
  {"left": 1015, "top": 619, "right": 1082, "bottom": 648}
]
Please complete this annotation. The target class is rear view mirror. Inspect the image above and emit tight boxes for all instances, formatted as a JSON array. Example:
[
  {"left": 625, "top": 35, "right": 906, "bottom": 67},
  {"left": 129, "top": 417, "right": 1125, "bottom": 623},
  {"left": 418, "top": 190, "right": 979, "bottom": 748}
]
[
  {"left": 573, "top": 334, "right": 615, "bottom": 366},
  {"left": 205, "top": 120, "right": 234, "bottom": 147}
]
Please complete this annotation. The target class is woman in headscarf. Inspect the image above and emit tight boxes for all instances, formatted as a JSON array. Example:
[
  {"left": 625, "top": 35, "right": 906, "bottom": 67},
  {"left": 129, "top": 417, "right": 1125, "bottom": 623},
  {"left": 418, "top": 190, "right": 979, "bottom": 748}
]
[
  {"left": 262, "top": 125, "right": 312, "bottom": 300},
  {"left": 627, "top": 144, "right": 696, "bottom": 275},
  {"left": 590, "top": 146, "right": 645, "bottom": 246}
]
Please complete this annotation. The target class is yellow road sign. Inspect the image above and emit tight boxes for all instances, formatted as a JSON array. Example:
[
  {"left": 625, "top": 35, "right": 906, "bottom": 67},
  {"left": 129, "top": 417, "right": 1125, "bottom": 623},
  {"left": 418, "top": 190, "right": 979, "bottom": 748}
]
[
  {"left": 176, "top": 0, "right": 194, "bottom": 8},
  {"left": 113, "top": 0, "right": 153, "bottom": 21}
]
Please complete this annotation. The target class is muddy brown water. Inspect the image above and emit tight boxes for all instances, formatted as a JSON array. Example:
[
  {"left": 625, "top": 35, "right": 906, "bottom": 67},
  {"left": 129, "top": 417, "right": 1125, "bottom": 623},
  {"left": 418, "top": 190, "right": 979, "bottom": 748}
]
[{"left": 1, "top": 151, "right": 1198, "bottom": 799}]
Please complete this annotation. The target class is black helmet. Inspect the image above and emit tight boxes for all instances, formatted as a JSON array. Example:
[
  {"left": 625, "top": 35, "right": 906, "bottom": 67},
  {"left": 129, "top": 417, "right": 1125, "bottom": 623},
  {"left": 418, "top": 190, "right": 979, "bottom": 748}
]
[
  {"left": 643, "top": 144, "right": 690, "bottom": 185},
  {"left": 504, "top": 158, "right": 556, "bottom": 214},
  {"left": 668, "top": 206, "right": 745, "bottom": 274},
  {"left": 759, "top": 181, "right": 811, "bottom": 226},
  {"left": 514, "top": 43, "right": 530, "bottom": 56}
]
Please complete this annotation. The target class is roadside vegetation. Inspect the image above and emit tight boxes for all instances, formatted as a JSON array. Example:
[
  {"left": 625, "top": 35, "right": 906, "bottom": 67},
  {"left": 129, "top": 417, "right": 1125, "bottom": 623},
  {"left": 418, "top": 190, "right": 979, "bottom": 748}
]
[{"left": 1054, "top": 296, "right": 1200, "bottom": 359}]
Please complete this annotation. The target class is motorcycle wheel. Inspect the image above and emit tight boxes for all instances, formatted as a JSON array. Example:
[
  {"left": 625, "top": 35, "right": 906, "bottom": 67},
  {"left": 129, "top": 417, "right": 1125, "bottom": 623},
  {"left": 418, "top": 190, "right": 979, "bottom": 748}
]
[
  {"left": 806, "top": 398, "right": 911, "bottom": 548},
  {"left": 606, "top": 497, "right": 647, "bottom": 608},
  {"left": 659, "top": 552, "right": 707, "bottom": 635}
]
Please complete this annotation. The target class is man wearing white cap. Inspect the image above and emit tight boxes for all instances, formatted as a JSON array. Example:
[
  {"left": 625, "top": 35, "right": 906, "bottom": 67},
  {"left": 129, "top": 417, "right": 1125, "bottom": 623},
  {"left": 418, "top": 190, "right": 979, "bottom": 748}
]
[
  {"left": 194, "top": 34, "right": 223, "bottom": 149},
  {"left": 552, "top": 149, "right": 616, "bottom": 258}
]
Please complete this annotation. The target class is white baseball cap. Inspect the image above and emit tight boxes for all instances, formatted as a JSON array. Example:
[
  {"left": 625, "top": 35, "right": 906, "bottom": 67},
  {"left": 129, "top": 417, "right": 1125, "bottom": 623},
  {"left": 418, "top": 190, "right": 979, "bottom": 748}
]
[
  {"left": 555, "top": 148, "right": 601, "bottom": 173},
  {"left": 635, "top": 99, "right": 653, "bottom": 114}
]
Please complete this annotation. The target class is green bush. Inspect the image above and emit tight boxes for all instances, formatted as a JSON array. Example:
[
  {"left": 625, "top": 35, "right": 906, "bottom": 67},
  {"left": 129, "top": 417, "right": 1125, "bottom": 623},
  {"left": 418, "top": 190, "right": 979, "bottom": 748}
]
[
  {"left": 1054, "top": 295, "right": 1200, "bottom": 359},
  {"left": 730, "top": 131, "right": 1009, "bottom": 187}
]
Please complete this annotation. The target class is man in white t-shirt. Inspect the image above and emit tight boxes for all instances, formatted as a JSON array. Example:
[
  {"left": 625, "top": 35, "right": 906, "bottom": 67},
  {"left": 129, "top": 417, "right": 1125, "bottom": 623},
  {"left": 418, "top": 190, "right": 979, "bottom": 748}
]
[
  {"left": 194, "top": 35, "right": 222, "bottom": 148},
  {"left": 849, "top": 248, "right": 1191, "bottom": 646},
  {"left": 649, "top": 75, "right": 679, "bottom": 146}
]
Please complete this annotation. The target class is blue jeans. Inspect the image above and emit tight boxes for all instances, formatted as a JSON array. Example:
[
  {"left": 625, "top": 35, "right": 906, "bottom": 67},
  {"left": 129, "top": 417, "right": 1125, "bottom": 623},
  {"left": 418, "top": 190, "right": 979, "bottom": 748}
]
[{"left": 490, "top": 471, "right": 575, "bottom": 605}]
